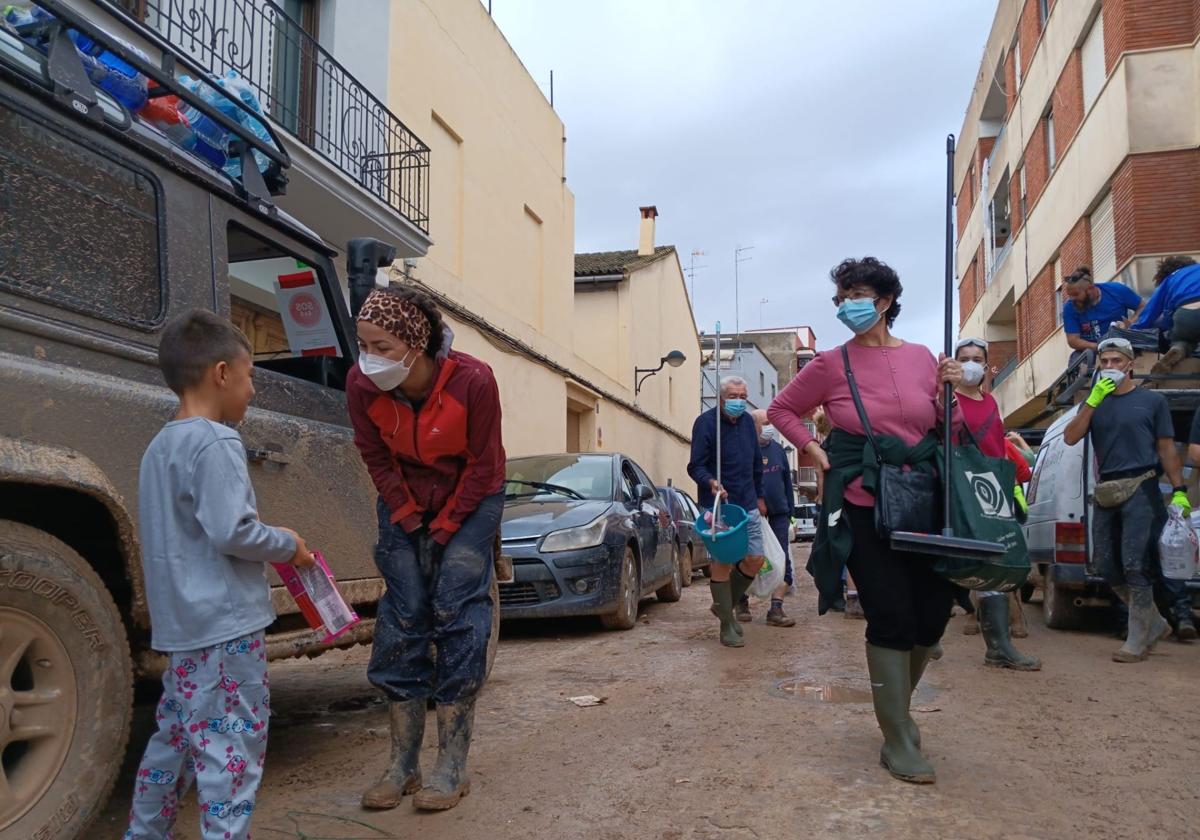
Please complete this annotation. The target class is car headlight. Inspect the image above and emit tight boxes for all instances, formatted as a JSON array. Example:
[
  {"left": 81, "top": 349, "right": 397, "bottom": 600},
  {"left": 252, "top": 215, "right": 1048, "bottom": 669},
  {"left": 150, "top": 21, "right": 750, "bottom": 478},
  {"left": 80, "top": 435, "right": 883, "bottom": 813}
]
[{"left": 540, "top": 515, "right": 608, "bottom": 552}]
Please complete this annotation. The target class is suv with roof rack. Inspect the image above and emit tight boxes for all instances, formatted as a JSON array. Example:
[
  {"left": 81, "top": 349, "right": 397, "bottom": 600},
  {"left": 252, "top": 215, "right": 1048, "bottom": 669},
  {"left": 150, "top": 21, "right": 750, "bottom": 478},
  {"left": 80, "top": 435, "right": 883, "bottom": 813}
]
[{"left": 0, "top": 4, "right": 494, "bottom": 836}]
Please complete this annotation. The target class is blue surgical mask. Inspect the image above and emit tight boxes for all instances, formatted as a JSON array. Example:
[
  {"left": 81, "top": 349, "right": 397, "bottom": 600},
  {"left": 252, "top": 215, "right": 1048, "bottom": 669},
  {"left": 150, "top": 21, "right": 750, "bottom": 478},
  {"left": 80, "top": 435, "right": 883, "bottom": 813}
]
[
  {"left": 837, "top": 298, "right": 881, "bottom": 334},
  {"left": 723, "top": 398, "right": 748, "bottom": 418}
]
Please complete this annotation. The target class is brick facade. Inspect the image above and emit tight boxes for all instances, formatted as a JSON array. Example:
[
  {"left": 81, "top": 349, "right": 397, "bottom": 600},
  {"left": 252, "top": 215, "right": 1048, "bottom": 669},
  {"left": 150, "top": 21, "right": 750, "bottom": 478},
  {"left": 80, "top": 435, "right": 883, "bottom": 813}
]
[
  {"left": 989, "top": 339, "right": 1018, "bottom": 379},
  {"left": 1004, "top": 48, "right": 1017, "bottom": 116},
  {"left": 1111, "top": 149, "right": 1200, "bottom": 266},
  {"left": 1059, "top": 216, "right": 1093, "bottom": 277},
  {"left": 1051, "top": 50, "right": 1085, "bottom": 162},
  {"left": 958, "top": 243, "right": 986, "bottom": 329},
  {"left": 1016, "top": 263, "right": 1057, "bottom": 359},
  {"left": 957, "top": 166, "right": 975, "bottom": 241},
  {"left": 1016, "top": 0, "right": 1043, "bottom": 84},
  {"left": 1023, "top": 113, "right": 1050, "bottom": 211},
  {"left": 1104, "top": 0, "right": 1200, "bottom": 73}
]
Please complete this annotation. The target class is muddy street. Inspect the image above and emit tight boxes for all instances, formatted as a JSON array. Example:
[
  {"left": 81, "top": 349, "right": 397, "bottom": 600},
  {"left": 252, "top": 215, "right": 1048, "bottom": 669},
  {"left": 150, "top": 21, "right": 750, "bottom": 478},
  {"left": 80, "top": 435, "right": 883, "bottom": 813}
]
[{"left": 98, "top": 544, "right": 1200, "bottom": 840}]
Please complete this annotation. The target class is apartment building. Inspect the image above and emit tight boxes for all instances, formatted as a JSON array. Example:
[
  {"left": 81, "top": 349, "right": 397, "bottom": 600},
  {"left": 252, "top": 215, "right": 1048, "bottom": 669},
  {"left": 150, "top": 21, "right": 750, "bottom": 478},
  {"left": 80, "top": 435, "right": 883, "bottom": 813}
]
[{"left": 956, "top": 0, "right": 1200, "bottom": 426}]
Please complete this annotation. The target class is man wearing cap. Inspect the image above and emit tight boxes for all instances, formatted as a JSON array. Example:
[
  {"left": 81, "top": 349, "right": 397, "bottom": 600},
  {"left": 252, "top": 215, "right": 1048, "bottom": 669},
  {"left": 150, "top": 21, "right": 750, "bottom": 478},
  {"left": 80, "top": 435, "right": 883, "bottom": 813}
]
[
  {"left": 1063, "top": 337, "right": 1195, "bottom": 661},
  {"left": 687, "top": 375, "right": 767, "bottom": 648}
]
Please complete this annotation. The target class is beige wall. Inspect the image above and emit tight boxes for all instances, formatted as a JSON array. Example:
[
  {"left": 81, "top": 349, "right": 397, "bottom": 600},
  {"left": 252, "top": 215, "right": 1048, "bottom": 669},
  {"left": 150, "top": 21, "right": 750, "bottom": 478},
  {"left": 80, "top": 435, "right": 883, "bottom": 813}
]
[{"left": 379, "top": 0, "right": 695, "bottom": 484}]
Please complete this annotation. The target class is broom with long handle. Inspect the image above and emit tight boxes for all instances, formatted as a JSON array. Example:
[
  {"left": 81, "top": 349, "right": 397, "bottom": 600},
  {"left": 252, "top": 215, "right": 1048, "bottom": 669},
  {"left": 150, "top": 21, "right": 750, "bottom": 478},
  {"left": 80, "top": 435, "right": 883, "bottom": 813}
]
[{"left": 889, "top": 134, "right": 1005, "bottom": 560}]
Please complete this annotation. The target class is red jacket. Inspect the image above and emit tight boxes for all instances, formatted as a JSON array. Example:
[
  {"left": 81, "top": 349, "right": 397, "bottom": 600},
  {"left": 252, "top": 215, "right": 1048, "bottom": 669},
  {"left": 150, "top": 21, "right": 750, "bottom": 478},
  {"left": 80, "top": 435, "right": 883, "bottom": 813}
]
[{"left": 346, "top": 349, "right": 505, "bottom": 544}]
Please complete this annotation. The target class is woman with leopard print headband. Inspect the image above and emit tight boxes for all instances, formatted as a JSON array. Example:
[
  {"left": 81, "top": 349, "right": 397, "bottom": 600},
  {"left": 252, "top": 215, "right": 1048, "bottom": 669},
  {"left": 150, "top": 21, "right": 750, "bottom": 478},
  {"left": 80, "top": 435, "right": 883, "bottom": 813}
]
[{"left": 346, "top": 285, "right": 506, "bottom": 813}]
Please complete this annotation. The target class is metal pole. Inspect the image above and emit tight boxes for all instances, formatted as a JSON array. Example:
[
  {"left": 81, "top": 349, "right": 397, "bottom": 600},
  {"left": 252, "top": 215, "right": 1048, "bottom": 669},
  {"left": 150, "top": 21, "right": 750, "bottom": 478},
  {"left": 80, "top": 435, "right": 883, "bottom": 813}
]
[
  {"left": 714, "top": 321, "right": 723, "bottom": 526},
  {"left": 943, "top": 134, "right": 956, "bottom": 537}
]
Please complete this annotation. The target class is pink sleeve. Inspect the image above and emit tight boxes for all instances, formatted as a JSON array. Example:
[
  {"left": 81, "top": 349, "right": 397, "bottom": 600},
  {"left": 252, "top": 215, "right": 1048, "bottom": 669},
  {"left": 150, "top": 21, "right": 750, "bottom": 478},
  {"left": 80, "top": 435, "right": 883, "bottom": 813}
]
[{"left": 768, "top": 350, "right": 832, "bottom": 451}]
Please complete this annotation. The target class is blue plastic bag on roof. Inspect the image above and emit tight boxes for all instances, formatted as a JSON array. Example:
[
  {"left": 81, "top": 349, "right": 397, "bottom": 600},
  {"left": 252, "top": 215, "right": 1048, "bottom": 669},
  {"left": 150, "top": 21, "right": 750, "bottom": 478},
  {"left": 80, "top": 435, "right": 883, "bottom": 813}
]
[
  {"left": 3, "top": 4, "right": 149, "bottom": 110},
  {"left": 176, "top": 71, "right": 273, "bottom": 179}
]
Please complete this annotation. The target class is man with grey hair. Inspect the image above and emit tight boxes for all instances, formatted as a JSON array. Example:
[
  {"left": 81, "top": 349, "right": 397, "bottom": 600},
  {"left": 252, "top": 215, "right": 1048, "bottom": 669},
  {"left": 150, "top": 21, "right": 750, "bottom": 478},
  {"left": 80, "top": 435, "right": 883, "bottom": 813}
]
[{"left": 687, "top": 375, "right": 767, "bottom": 647}]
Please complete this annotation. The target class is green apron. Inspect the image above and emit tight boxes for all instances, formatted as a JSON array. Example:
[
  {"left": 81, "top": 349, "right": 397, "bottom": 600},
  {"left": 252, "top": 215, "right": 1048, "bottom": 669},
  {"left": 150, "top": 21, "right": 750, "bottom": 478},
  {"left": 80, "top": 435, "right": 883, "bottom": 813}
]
[{"left": 807, "top": 428, "right": 941, "bottom": 614}]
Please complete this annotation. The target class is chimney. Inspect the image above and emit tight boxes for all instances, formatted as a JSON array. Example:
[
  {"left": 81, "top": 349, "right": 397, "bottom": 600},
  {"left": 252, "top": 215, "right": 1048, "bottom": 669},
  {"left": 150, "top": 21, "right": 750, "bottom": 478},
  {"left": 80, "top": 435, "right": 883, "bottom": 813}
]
[{"left": 638, "top": 205, "right": 658, "bottom": 256}]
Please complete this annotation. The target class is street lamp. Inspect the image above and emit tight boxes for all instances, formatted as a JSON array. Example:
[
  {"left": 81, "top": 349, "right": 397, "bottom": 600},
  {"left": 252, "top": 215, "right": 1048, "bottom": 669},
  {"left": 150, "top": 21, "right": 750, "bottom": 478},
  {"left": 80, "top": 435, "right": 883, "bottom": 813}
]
[{"left": 635, "top": 350, "right": 687, "bottom": 396}]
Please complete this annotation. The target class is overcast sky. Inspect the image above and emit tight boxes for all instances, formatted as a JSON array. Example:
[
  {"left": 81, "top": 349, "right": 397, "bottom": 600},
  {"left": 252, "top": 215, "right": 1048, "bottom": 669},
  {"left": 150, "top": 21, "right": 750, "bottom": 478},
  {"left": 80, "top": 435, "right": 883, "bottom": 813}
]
[{"left": 488, "top": 1, "right": 996, "bottom": 352}]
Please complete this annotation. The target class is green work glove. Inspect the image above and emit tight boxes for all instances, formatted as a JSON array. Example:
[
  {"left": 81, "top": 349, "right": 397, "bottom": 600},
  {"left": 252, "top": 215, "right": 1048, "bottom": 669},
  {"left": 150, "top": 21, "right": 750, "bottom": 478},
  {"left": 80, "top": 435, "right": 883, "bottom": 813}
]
[
  {"left": 1013, "top": 484, "right": 1029, "bottom": 514},
  {"left": 1086, "top": 377, "right": 1117, "bottom": 408},
  {"left": 1171, "top": 490, "right": 1191, "bottom": 516}
]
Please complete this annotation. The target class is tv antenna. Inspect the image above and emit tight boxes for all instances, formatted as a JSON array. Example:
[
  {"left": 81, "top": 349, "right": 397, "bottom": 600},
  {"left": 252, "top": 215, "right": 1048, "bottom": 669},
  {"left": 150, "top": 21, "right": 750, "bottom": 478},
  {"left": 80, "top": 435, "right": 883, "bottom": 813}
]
[
  {"left": 734, "top": 245, "right": 754, "bottom": 341},
  {"left": 686, "top": 249, "right": 707, "bottom": 307}
]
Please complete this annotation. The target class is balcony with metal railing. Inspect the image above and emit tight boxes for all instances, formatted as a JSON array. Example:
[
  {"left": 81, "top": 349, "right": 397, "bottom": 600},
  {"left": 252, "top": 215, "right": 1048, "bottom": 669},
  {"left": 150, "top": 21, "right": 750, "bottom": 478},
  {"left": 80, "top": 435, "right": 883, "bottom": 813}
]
[{"left": 100, "top": 0, "right": 431, "bottom": 253}]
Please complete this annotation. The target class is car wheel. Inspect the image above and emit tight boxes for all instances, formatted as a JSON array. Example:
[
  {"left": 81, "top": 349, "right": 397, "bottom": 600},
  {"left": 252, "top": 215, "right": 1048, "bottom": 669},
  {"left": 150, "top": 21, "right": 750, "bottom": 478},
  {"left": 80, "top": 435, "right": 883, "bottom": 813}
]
[
  {"left": 656, "top": 543, "right": 683, "bottom": 603},
  {"left": 600, "top": 547, "right": 639, "bottom": 630},
  {"left": 680, "top": 545, "right": 694, "bottom": 588},
  {"left": 0, "top": 520, "right": 132, "bottom": 839},
  {"left": 1042, "top": 565, "right": 1085, "bottom": 630},
  {"left": 485, "top": 575, "right": 500, "bottom": 681}
]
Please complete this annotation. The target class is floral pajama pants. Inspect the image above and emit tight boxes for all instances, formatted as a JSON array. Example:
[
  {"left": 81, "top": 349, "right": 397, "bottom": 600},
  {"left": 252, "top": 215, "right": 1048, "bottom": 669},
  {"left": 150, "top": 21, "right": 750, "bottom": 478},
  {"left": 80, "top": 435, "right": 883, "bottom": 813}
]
[{"left": 124, "top": 631, "right": 270, "bottom": 840}]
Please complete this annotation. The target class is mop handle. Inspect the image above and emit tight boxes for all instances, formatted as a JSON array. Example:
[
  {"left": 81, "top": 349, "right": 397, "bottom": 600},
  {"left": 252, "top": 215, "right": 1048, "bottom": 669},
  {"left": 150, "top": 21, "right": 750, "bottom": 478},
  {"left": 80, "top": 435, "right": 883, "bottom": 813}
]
[
  {"left": 713, "top": 321, "right": 723, "bottom": 527},
  {"left": 943, "top": 134, "right": 956, "bottom": 537}
]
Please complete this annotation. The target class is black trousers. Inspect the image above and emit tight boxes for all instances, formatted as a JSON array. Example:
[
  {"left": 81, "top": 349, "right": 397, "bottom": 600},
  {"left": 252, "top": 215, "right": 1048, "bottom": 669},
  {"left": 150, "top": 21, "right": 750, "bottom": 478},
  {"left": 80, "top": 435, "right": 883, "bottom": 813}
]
[{"left": 844, "top": 503, "right": 955, "bottom": 651}]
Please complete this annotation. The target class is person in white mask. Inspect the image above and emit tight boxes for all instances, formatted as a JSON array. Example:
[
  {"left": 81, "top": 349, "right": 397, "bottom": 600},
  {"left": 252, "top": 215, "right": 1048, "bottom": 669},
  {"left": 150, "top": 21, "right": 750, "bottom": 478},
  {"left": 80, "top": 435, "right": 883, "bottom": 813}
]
[
  {"left": 953, "top": 338, "right": 1040, "bottom": 671},
  {"left": 346, "top": 286, "right": 506, "bottom": 811},
  {"left": 1063, "top": 336, "right": 1194, "bottom": 660}
]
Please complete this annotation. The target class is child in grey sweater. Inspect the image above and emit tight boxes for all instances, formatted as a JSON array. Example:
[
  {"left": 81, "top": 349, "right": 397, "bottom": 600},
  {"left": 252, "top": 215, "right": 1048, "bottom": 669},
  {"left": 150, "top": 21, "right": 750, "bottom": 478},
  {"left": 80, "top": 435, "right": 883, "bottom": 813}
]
[{"left": 124, "top": 309, "right": 312, "bottom": 840}]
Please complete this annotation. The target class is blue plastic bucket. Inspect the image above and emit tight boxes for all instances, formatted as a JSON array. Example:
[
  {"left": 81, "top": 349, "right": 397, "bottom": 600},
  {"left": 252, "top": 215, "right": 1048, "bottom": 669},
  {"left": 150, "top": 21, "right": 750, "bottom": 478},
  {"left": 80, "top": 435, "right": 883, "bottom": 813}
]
[{"left": 695, "top": 504, "right": 750, "bottom": 564}]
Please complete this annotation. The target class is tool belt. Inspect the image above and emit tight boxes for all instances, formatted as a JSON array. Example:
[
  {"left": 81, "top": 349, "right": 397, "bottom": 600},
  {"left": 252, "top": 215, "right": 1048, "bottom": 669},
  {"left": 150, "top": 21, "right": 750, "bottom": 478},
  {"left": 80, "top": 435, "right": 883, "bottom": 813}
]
[{"left": 1093, "top": 469, "right": 1157, "bottom": 509}]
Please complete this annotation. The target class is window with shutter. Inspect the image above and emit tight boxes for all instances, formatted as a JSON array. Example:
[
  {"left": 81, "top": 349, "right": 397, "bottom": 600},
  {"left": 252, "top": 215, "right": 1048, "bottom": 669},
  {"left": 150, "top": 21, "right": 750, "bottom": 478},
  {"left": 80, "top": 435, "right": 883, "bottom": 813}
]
[
  {"left": 1090, "top": 193, "right": 1117, "bottom": 283},
  {"left": 1081, "top": 13, "right": 1106, "bottom": 112}
]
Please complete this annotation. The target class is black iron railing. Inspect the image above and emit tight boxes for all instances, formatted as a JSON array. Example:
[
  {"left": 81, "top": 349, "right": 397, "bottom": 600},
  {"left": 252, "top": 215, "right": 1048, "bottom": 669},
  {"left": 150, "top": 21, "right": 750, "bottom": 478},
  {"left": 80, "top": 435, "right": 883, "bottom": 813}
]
[{"left": 103, "top": 0, "right": 429, "bottom": 232}]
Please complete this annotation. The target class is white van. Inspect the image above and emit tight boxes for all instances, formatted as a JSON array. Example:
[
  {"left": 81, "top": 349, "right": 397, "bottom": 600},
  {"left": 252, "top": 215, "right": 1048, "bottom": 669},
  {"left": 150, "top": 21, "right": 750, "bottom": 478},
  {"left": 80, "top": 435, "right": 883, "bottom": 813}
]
[{"left": 1025, "top": 398, "right": 1200, "bottom": 629}]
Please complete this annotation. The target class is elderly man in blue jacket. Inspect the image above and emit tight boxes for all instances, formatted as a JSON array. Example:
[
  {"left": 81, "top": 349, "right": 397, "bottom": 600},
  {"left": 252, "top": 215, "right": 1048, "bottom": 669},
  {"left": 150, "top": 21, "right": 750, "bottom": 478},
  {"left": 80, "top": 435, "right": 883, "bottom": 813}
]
[{"left": 688, "top": 375, "right": 766, "bottom": 648}]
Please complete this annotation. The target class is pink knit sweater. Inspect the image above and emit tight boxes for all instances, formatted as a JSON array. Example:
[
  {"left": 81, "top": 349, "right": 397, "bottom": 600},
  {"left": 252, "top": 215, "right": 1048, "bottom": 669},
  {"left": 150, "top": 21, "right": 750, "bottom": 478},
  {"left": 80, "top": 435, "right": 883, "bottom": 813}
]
[{"left": 768, "top": 340, "right": 949, "bottom": 507}]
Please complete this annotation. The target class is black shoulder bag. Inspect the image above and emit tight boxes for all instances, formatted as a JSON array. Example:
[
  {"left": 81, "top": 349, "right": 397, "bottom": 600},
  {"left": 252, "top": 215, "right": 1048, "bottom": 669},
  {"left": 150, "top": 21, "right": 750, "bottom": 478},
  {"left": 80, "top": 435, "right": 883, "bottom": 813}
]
[{"left": 840, "top": 345, "right": 940, "bottom": 538}]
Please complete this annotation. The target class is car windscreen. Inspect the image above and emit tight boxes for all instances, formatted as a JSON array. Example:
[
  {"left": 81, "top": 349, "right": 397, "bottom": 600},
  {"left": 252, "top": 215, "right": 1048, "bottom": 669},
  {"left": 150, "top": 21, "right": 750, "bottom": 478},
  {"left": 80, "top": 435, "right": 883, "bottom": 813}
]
[{"left": 505, "top": 455, "right": 613, "bottom": 501}]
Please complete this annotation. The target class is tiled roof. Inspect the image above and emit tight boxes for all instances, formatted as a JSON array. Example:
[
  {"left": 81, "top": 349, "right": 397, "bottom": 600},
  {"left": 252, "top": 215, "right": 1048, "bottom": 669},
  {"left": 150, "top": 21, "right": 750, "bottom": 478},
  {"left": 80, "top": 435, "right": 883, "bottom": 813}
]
[{"left": 574, "top": 245, "right": 676, "bottom": 277}]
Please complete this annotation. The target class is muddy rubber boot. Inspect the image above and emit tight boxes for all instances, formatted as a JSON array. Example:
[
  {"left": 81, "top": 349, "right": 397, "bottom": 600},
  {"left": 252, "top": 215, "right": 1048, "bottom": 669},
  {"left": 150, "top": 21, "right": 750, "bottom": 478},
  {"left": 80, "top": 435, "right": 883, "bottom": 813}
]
[
  {"left": 1177, "top": 613, "right": 1198, "bottom": 641},
  {"left": 735, "top": 595, "right": 753, "bottom": 623},
  {"left": 413, "top": 698, "right": 476, "bottom": 811},
  {"left": 962, "top": 610, "right": 980, "bottom": 635},
  {"left": 845, "top": 592, "right": 865, "bottom": 620},
  {"left": 362, "top": 698, "right": 426, "bottom": 809},
  {"left": 865, "top": 644, "right": 935, "bottom": 784},
  {"left": 1113, "top": 586, "right": 1166, "bottom": 663},
  {"left": 709, "top": 579, "right": 744, "bottom": 647},
  {"left": 1152, "top": 341, "right": 1191, "bottom": 377},
  {"left": 766, "top": 605, "right": 796, "bottom": 627},
  {"left": 978, "top": 593, "right": 1041, "bottom": 671}
]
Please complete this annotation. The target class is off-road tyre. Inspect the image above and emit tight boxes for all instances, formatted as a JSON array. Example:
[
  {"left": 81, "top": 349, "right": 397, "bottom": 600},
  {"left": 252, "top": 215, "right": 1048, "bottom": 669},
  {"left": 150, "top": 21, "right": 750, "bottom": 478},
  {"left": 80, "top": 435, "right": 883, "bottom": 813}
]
[
  {"left": 0, "top": 520, "right": 133, "bottom": 839},
  {"left": 599, "top": 547, "right": 639, "bottom": 631}
]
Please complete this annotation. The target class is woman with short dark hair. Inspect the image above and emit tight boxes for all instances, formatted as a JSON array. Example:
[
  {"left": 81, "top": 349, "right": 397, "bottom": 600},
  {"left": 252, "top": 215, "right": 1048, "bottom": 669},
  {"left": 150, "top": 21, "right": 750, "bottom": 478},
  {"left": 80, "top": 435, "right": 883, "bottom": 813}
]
[{"left": 769, "top": 257, "right": 961, "bottom": 784}]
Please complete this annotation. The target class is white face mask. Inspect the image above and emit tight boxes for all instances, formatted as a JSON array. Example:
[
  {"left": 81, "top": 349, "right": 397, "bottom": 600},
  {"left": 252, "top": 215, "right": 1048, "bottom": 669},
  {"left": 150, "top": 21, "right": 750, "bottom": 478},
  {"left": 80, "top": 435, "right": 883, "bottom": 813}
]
[
  {"left": 760, "top": 425, "right": 777, "bottom": 444},
  {"left": 960, "top": 361, "right": 986, "bottom": 386},
  {"left": 360, "top": 350, "right": 416, "bottom": 391},
  {"left": 1098, "top": 368, "right": 1127, "bottom": 387}
]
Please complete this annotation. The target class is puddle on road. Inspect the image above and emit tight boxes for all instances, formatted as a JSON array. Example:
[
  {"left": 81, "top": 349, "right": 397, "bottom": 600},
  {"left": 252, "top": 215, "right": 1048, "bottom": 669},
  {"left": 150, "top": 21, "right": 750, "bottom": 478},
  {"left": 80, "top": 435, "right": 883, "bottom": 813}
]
[{"left": 774, "top": 679, "right": 872, "bottom": 704}]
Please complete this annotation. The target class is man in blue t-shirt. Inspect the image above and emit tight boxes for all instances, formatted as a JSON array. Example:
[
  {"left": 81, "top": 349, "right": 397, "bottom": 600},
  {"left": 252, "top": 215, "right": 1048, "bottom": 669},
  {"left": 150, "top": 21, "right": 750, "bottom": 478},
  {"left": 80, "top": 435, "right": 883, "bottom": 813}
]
[{"left": 1062, "top": 266, "right": 1144, "bottom": 356}]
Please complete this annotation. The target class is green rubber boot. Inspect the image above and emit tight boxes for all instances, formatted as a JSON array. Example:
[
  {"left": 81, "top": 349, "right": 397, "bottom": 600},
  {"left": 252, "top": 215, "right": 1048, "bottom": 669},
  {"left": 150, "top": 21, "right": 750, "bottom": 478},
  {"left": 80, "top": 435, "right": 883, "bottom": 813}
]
[
  {"left": 978, "top": 593, "right": 1041, "bottom": 670},
  {"left": 709, "top": 579, "right": 744, "bottom": 647},
  {"left": 866, "top": 644, "right": 935, "bottom": 784},
  {"left": 413, "top": 697, "right": 475, "bottom": 811},
  {"left": 906, "top": 645, "right": 936, "bottom": 749}
]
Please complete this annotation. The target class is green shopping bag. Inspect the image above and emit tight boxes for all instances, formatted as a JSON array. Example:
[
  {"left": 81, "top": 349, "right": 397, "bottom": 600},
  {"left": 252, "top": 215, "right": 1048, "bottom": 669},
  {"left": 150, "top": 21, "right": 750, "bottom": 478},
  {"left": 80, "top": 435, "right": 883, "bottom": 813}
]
[{"left": 934, "top": 444, "right": 1031, "bottom": 592}]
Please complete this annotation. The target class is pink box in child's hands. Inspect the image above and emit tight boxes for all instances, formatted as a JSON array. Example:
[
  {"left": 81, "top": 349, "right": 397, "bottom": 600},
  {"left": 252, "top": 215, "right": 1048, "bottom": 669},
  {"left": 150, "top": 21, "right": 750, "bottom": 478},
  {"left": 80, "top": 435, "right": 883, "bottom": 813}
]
[{"left": 271, "top": 551, "right": 360, "bottom": 643}]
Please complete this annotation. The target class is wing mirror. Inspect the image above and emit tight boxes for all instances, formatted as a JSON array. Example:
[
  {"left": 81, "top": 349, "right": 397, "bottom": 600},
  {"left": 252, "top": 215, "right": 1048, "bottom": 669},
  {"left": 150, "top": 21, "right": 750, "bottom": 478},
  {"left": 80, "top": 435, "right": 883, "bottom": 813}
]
[{"left": 636, "top": 484, "right": 655, "bottom": 503}]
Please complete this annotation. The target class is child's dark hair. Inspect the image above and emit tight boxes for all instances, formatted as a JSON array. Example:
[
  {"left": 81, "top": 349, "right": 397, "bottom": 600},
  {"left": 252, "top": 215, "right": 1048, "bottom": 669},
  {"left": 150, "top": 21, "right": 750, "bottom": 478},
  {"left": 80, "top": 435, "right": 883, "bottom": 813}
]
[
  {"left": 380, "top": 284, "right": 446, "bottom": 358},
  {"left": 830, "top": 257, "right": 903, "bottom": 327},
  {"left": 158, "top": 309, "right": 252, "bottom": 394}
]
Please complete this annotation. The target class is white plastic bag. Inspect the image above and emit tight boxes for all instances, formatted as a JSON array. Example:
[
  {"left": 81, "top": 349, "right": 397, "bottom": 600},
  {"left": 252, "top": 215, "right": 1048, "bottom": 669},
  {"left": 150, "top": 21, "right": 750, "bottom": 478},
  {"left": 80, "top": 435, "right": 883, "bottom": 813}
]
[
  {"left": 749, "top": 524, "right": 787, "bottom": 598},
  {"left": 1160, "top": 505, "right": 1198, "bottom": 580}
]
